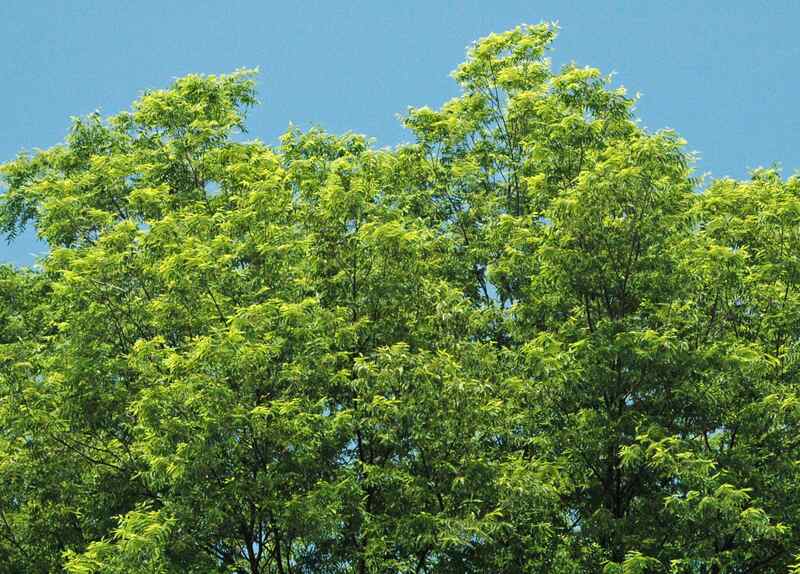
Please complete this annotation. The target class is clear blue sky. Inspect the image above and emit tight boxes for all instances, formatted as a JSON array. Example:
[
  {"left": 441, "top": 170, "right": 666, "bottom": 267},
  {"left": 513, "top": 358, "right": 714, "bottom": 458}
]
[{"left": 1, "top": 0, "right": 798, "bottom": 265}]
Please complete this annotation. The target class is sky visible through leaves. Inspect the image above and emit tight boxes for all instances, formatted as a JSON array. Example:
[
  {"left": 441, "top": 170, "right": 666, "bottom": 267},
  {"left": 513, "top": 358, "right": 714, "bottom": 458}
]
[{"left": 1, "top": 0, "right": 798, "bottom": 265}]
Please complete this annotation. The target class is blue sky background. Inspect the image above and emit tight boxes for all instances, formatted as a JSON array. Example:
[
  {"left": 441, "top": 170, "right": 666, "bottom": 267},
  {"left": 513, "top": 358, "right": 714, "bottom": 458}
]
[{"left": 1, "top": 0, "right": 798, "bottom": 265}]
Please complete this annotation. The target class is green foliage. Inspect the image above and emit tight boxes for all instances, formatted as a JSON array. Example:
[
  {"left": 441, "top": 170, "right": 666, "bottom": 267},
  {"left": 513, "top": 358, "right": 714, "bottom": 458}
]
[{"left": 1, "top": 23, "right": 798, "bottom": 573}]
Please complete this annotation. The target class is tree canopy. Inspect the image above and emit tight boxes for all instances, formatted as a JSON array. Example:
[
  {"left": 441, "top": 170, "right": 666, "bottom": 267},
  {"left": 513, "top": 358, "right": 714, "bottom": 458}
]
[{"left": 1, "top": 23, "right": 799, "bottom": 573}]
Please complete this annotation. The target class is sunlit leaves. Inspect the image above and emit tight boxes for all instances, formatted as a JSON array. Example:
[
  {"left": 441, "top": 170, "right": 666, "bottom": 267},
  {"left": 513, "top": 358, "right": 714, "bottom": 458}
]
[{"left": 1, "top": 22, "right": 799, "bottom": 574}]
